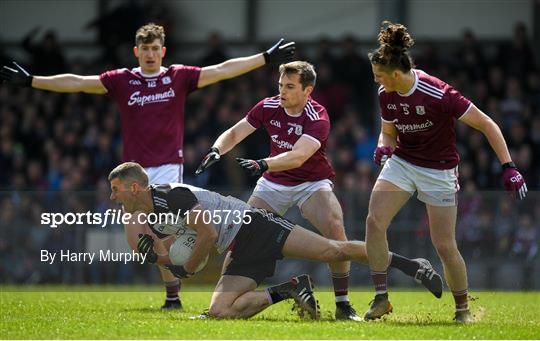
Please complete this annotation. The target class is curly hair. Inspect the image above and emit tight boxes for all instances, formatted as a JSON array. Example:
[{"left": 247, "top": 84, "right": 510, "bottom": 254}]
[
  {"left": 135, "top": 23, "right": 165, "bottom": 46},
  {"left": 368, "top": 21, "right": 415, "bottom": 72}
]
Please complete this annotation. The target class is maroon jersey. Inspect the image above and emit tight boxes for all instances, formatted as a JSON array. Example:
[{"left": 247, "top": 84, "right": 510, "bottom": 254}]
[
  {"left": 99, "top": 65, "right": 201, "bottom": 167},
  {"left": 378, "top": 69, "right": 472, "bottom": 169},
  {"left": 246, "top": 95, "right": 335, "bottom": 185}
]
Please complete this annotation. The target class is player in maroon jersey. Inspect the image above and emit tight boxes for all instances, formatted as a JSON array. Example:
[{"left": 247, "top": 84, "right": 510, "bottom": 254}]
[
  {"left": 195, "top": 61, "right": 444, "bottom": 321},
  {"left": 0, "top": 23, "right": 295, "bottom": 310},
  {"left": 363, "top": 21, "right": 528, "bottom": 323}
]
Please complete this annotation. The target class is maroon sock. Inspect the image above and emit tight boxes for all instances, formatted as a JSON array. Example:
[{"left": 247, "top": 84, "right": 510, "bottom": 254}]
[
  {"left": 452, "top": 289, "right": 469, "bottom": 311},
  {"left": 165, "top": 279, "right": 180, "bottom": 301},
  {"left": 332, "top": 272, "right": 350, "bottom": 303},
  {"left": 370, "top": 270, "right": 388, "bottom": 295}
]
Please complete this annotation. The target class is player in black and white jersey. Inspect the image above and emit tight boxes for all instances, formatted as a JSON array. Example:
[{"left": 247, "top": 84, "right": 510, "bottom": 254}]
[{"left": 108, "top": 162, "right": 443, "bottom": 319}]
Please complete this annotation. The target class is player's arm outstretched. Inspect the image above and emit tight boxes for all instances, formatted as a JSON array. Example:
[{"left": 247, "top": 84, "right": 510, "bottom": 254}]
[
  {"left": 197, "top": 39, "right": 295, "bottom": 88},
  {"left": 459, "top": 104, "right": 527, "bottom": 199},
  {"left": 196, "top": 118, "right": 256, "bottom": 175},
  {"left": 237, "top": 136, "right": 319, "bottom": 177},
  {"left": 1, "top": 61, "right": 107, "bottom": 94}
]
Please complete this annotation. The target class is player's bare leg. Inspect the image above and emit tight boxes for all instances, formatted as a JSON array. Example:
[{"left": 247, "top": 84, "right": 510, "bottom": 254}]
[
  {"left": 204, "top": 274, "right": 318, "bottom": 319},
  {"left": 426, "top": 204, "right": 471, "bottom": 323},
  {"left": 300, "top": 188, "right": 359, "bottom": 320},
  {"left": 247, "top": 195, "right": 279, "bottom": 213},
  {"left": 207, "top": 275, "right": 264, "bottom": 318},
  {"left": 364, "top": 180, "right": 411, "bottom": 320},
  {"left": 123, "top": 213, "right": 182, "bottom": 310}
]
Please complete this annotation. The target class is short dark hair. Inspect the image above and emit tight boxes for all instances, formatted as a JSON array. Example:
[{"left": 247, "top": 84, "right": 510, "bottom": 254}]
[
  {"left": 108, "top": 162, "right": 149, "bottom": 187},
  {"left": 135, "top": 23, "right": 165, "bottom": 46},
  {"left": 368, "top": 21, "right": 415, "bottom": 73},
  {"left": 279, "top": 61, "right": 316, "bottom": 89}
]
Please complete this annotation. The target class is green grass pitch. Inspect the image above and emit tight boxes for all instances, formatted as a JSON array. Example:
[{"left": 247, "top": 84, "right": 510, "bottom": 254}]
[{"left": 1, "top": 286, "right": 538, "bottom": 339}]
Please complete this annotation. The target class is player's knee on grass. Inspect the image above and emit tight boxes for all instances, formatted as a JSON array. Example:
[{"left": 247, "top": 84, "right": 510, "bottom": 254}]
[{"left": 209, "top": 303, "right": 235, "bottom": 318}]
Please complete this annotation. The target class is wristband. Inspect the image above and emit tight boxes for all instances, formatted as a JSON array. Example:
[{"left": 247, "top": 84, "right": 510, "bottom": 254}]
[{"left": 501, "top": 162, "right": 516, "bottom": 170}]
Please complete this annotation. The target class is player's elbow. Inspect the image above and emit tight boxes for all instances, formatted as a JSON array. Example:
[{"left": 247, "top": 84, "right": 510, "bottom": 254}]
[{"left": 291, "top": 154, "right": 308, "bottom": 168}]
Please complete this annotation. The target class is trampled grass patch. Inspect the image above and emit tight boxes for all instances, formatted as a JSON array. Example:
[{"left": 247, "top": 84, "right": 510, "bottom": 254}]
[{"left": 1, "top": 286, "right": 538, "bottom": 339}]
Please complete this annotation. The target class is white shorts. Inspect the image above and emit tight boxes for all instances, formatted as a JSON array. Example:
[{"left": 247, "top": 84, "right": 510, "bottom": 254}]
[
  {"left": 145, "top": 164, "right": 183, "bottom": 184},
  {"left": 251, "top": 177, "right": 333, "bottom": 216},
  {"left": 378, "top": 155, "right": 459, "bottom": 207}
]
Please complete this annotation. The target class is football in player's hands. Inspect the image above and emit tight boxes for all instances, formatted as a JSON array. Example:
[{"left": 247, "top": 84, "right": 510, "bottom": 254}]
[{"left": 168, "top": 232, "right": 208, "bottom": 273}]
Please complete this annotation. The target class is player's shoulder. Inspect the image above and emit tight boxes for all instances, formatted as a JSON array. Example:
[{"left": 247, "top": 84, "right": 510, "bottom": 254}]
[
  {"left": 415, "top": 69, "right": 448, "bottom": 99},
  {"left": 251, "top": 95, "right": 280, "bottom": 115},
  {"left": 169, "top": 183, "right": 200, "bottom": 195},
  {"left": 101, "top": 67, "right": 131, "bottom": 78},
  {"left": 166, "top": 183, "right": 200, "bottom": 210},
  {"left": 168, "top": 64, "right": 201, "bottom": 73},
  {"left": 305, "top": 98, "right": 328, "bottom": 122},
  {"left": 151, "top": 184, "right": 172, "bottom": 210},
  {"left": 377, "top": 84, "right": 387, "bottom": 97},
  {"left": 262, "top": 95, "right": 281, "bottom": 108}
]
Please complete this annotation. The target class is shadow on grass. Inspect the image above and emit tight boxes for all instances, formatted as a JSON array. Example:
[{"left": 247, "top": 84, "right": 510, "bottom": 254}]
[{"left": 121, "top": 307, "right": 176, "bottom": 313}]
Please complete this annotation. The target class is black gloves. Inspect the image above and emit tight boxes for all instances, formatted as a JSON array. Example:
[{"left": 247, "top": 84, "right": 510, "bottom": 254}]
[
  {"left": 263, "top": 39, "right": 296, "bottom": 65},
  {"left": 236, "top": 158, "right": 268, "bottom": 177},
  {"left": 0, "top": 61, "right": 33, "bottom": 87},
  {"left": 195, "top": 147, "right": 221, "bottom": 175},
  {"left": 166, "top": 265, "right": 193, "bottom": 279},
  {"left": 137, "top": 234, "right": 158, "bottom": 264}
]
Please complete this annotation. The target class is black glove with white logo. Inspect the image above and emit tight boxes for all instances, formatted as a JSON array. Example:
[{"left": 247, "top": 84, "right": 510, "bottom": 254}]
[
  {"left": 137, "top": 234, "right": 158, "bottom": 264},
  {"left": 236, "top": 158, "right": 268, "bottom": 177},
  {"left": 195, "top": 147, "right": 221, "bottom": 175},
  {"left": 0, "top": 61, "right": 33, "bottom": 87},
  {"left": 263, "top": 39, "right": 296, "bottom": 65}
]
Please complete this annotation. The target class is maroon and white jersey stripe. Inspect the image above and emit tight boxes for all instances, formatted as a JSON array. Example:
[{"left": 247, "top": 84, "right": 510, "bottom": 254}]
[
  {"left": 378, "top": 69, "right": 472, "bottom": 169},
  {"left": 100, "top": 64, "right": 201, "bottom": 168},
  {"left": 246, "top": 95, "right": 335, "bottom": 185}
]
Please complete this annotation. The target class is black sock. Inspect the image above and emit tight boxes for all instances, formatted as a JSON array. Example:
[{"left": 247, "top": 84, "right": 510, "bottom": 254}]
[
  {"left": 265, "top": 281, "right": 294, "bottom": 304},
  {"left": 389, "top": 253, "right": 420, "bottom": 277}
]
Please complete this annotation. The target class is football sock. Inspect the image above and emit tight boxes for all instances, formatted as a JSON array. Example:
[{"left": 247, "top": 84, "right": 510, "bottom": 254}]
[
  {"left": 389, "top": 252, "right": 420, "bottom": 277},
  {"left": 165, "top": 279, "right": 180, "bottom": 301},
  {"left": 452, "top": 289, "right": 469, "bottom": 312},
  {"left": 332, "top": 272, "right": 350, "bottom": 303},
  {"left": 265, "top": 281, "right": 295, "bottom": 304},
  {"left": 370, "top": 270, "right": 388, "bottom": 295}
]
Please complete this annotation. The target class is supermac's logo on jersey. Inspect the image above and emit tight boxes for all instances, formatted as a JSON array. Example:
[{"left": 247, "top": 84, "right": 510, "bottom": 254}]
[
  {"left": 128, "top": 88, "right": 176, "bottom": 106},
  {"left": 394, "top": 119, "right": 434, "bottom": 133},
  {"left": 270, "top": 135, "right": 294, "bottom": 150}
]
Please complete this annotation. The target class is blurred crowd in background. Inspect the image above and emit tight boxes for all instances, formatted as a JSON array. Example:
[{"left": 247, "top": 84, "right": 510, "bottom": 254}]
[{"left": 0, "top": 19, "right": 538, "bottom": 288}]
